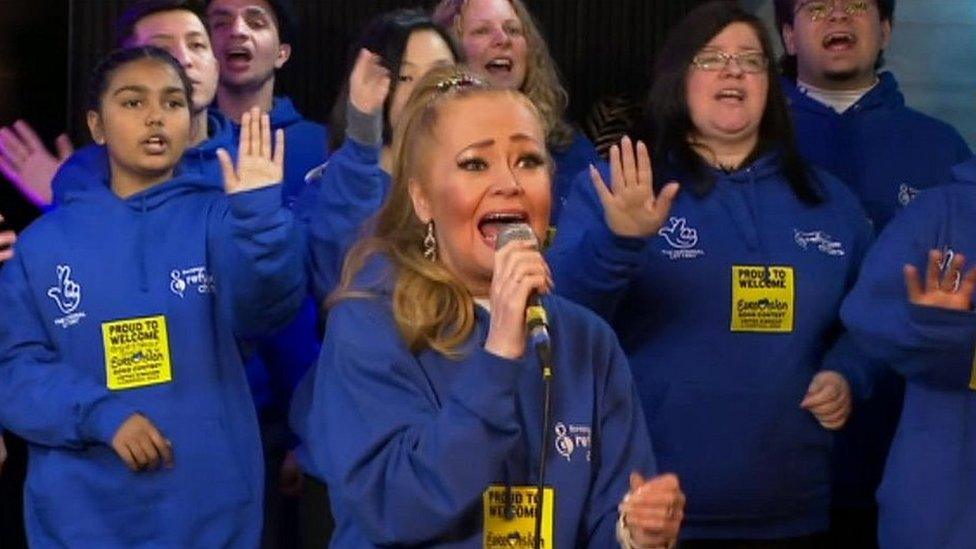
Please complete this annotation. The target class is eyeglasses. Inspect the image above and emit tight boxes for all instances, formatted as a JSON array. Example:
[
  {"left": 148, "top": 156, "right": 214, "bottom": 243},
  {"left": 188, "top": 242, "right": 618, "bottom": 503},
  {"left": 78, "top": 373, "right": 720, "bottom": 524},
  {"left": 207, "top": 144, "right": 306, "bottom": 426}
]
[
  {"left": 795, "top": 0, "right": 873, "bottom": 22},
  {"left": 691, "top": 51, "right": 768, "bottom": 74}
]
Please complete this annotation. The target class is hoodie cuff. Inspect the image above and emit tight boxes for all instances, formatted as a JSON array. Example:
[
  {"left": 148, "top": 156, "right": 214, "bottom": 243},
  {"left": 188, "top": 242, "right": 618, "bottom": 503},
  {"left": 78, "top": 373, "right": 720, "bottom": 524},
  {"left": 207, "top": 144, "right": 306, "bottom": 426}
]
[
  {"left": 346, "top": 101, "right": 383, "bottom": 147},
  {"left": 591, "top": 221, "right": 652, "bottom": 271},
  {"left": 81, "top": 397, "right": 139, "bottom": 445},
  {"left": 447, "top": 347, "right": 526, "bottom": 430},
  {"left": 227, "top": 183, "right": 285, "bottom": 219}
]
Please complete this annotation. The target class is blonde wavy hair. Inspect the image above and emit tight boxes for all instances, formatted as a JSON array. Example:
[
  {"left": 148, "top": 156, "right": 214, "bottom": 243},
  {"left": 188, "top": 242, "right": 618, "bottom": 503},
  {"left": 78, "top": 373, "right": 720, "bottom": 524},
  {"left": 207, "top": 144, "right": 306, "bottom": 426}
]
[
  {"left": 330, "top": 66, "right": 545, "bottom": 358},
  {"left": 432, "top": 0, "right": 574, "bottom": 151}
]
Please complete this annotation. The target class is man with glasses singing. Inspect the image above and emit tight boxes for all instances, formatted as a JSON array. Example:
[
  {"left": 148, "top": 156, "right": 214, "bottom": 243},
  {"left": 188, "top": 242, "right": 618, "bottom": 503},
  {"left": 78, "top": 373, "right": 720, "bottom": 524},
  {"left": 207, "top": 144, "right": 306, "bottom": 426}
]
[{"left": 774, "top": 0, "right": 972, "bottom": 546}]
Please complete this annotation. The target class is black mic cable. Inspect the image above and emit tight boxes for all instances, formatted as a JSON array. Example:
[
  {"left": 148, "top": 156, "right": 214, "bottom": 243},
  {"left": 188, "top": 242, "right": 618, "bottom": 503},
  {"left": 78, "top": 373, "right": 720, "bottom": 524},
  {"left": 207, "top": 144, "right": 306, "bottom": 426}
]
[{"left": 496, "top": 223, "right": 554, "bottom": 549}]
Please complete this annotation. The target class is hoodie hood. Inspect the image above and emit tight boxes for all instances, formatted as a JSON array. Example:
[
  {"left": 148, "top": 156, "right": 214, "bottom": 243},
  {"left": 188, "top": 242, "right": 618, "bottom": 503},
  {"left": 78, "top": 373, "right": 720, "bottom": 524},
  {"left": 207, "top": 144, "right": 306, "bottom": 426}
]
[
  {"left": 52, "top": 108, "right": 234, "bottom": 206},
  {"left": 950, "top": 156, "right": 976, "bottom": 185},
  {"left": 269, "top": 96, "right": 304, "bottom": 128},
  {"left": 785, "top": 71, "right": 905, "bottom": 115}
]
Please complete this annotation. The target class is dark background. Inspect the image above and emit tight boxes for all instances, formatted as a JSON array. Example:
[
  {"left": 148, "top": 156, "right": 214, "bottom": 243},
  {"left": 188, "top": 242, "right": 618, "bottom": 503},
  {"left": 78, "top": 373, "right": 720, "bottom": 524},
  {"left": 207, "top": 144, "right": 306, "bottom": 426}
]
[{"left": 0, "top": 0, "right": 705, "bottom": 545}]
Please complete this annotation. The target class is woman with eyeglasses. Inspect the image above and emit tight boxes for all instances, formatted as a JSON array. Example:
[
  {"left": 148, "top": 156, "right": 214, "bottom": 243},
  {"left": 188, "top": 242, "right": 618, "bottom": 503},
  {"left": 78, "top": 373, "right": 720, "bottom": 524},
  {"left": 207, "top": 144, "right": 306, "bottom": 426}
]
[{"left": 549, "top": 2, "right": 875, "bottom": 546}]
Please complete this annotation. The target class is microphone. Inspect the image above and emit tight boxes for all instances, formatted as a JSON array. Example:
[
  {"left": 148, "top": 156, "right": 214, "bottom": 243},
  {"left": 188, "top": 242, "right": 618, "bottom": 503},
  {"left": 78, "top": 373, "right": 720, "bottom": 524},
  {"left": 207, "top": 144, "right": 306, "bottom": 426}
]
[{"left": 496, "top": 223, "right": 553, "bottom": 379}]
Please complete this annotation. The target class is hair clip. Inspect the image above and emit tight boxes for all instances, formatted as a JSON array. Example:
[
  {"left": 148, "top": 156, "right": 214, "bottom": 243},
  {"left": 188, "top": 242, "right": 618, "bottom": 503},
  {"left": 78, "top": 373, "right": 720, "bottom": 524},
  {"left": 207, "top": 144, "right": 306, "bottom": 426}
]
[{"left": 434, "top": 72, "right": 486, "bottom": 93}]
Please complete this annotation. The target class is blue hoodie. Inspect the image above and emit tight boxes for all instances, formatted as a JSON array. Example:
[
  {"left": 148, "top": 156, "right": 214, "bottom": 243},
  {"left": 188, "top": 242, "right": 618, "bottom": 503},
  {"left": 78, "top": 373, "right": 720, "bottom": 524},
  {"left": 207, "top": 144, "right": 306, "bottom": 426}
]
[
  {"left": 786, "top": 72, "right": 973, "bottom": 510},
  {"left": 230, "top": 96, "right": 329, "bottom": 209},
  {"left": 51, "top": 108, "right": 237, "bottom": 204},
  {"left": 296, "top": 137, "right": 391, "bottom": 305},
  {"left": 549, "top": 152, "right": 874, "bottom": 539},
  {"left": 550, "top": 129, "right": 600, "bottom": 226},
  {"left": 841, "top": 160, "right": 976, "bottom": 549},
  {"left": 293, "top": 258, "right": 656, "bottom": 547},
  {"left": 0, "top": 163, "right": 305, "bottom": 546}
]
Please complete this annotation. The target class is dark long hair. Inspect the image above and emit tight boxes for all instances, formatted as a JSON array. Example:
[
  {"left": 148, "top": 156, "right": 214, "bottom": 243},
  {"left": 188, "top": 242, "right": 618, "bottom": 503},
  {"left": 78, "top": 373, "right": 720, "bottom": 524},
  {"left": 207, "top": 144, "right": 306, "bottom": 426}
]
[
  {"left": 642, "top": 0, "right": 820, "bottom": 204},
  {"left": 327, "top": 8, "right": 463, "bottom": 152},
  {"left": 774, "top": 0, "right": 896, "bottom": 79},
  {"left": 88, "top": 45, "right": 193, "bottom": 112}
]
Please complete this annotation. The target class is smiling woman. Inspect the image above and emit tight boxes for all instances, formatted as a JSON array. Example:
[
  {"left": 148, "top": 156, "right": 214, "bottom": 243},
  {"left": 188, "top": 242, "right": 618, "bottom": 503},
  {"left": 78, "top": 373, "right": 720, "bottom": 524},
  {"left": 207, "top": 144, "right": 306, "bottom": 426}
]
[{"left": 549, "top": 1, "right": 878, "bottom": 545}]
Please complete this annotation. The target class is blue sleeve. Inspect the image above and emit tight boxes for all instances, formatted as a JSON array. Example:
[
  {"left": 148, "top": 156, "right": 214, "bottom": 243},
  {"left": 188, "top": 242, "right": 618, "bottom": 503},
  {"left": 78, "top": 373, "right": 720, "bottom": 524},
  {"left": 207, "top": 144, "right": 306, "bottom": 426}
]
[
  {"left": 296, "top": 139, "right": 390, "bottom": 304},
  {"left": 819, "top": 188, "right": 882, "bottom": 400},
  {"left": 582, "top": 326, "right": 657, "bottom": 546},
  {"left": 302, "top": 298, "right": 528, "bottom": 545},
  {"left": 0, "top": 253, "right": 137, "bottom": 449},
  {"left": 210, "top": 183, "right": 307, "bottom": 339},
  {"left": 548, "top": 163, "right": 650, "bottom": 320},
  {"left": 841, "top": 188, "right": 976, "bottom": 390}
]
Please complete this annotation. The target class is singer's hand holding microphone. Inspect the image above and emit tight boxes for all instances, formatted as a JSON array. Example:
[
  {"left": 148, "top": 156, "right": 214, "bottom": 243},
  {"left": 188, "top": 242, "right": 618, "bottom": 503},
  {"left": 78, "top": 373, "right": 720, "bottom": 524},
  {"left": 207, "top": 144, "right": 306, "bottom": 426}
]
[{"left": 484, "top": 223, "right": 552, "bottom": 360}]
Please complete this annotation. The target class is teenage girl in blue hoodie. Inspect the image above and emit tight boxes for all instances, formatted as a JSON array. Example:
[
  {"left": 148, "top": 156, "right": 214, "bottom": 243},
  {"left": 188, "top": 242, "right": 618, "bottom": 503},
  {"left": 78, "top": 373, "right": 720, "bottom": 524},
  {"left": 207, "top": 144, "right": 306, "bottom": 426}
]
[
  {"left": 295, "top": 65, "right": 685, "bottom": 548},
  {"left": 841, "top": 158, "right": 976, "bottom": 549},
  {"left": 0, "top": 46, "right": 304, "bottom": 547},
  {"left": 549, "top": 2, "right": 874, "bottom": 544}
]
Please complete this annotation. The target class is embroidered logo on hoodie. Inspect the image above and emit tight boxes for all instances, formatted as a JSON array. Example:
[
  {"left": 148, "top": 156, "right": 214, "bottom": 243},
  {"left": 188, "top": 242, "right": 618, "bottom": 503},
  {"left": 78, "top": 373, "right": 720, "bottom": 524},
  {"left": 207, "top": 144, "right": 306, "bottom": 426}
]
[
  {"left": 794, "top": 229, "right": 845, "bottom": 256},
  {"left": 170, "top": 266, "right": 215, "bottom": 298},
  {"left": 47, "top": 264, "right": 86, "bottom": 328},
  {"left": 554, "top": 421, "right": 591, "bottom": 462},
  {"left": 658, "top": 217, "right": 704, "bottom": 260},
  {"left": 898, "top": 183, "right": 919, "bottom": 207}
]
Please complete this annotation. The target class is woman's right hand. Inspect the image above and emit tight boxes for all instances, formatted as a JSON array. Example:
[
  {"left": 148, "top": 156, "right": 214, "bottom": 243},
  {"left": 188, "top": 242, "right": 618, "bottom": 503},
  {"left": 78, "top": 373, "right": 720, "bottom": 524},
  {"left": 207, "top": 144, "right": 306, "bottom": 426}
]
[
  {"left": 484, "top": 239, "right": 553, "bottom": 360},
  {"left": 905, "top": 249, "right": 976, "bottom": 311},
  {"left": 349, "top": 48, "right": 391, "bottom": 116},
  {"left": 111, "top": 414, "right": 173, "bottom": 472},
  {"left": 590, "top": 136, "right": 680, "bottom": 238}
]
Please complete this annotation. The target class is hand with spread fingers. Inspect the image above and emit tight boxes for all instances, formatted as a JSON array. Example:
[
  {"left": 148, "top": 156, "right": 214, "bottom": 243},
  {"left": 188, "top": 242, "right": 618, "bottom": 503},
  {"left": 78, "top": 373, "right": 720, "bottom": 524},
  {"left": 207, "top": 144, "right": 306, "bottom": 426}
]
[
  {"left": 801, "top": 370, "right": 852, "bottom": 430},
  {"left": 0, "top": 120, "right": 74, "bottom": 207},
  {"left": 619, "top": 472, "right": 684, "bottom": 549},
  {"left": 218, "top": 106, "right": 285, "bottom": 195},
  {"left": 111, "top": 414, "right": 174, "bottom": 472},
  {"left": 589, "top": 136, "right": 680, "bottom": 239},
  {"left": 904, "top": 249, "right": 976, "bottom": 311},
  {"left": 349, "top": 48, "right": 392, "bottom": 115}
]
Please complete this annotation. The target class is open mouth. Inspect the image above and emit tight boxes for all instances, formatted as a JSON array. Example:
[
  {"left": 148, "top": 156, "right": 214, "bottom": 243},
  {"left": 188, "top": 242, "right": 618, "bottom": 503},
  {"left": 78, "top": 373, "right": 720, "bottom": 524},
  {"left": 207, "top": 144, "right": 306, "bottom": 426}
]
[
  {"left": 225, "top": 47, "right": 254, "bottom": 69},
  {"left": 477, "top": 211, "right": 529, "bottom": 247},
  {"left": 715, "top": 88, "right": 746, "bottom": 103},
  {"left": 485, "top": 57, "right": 513, "bottom": 75},
  {"left": 141, "top": 134, "right": 170, "bottom": 154},
  {"left": 822, "top": 32, "right": 856, "bottom": 50}
]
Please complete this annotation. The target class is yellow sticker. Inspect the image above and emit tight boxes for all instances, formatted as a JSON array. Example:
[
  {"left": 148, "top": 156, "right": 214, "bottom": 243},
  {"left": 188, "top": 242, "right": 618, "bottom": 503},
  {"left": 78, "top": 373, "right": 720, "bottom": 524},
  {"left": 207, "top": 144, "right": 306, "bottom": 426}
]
[
  {"left": 101, "top": 315, "right": 173, "bottom": 390},
  {"left": 483, "top": 485, "right": 554, "bottom": 548},
  {"left": 731, "top": 265, "right": 795, "bottom": 333}
]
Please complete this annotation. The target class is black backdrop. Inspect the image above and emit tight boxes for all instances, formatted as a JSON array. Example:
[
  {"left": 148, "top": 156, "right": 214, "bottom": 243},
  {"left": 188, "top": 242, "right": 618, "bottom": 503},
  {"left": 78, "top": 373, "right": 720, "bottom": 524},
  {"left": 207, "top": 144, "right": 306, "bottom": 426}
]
[{"left": 64, "top": 0, "right": 708, "bottom": 143}]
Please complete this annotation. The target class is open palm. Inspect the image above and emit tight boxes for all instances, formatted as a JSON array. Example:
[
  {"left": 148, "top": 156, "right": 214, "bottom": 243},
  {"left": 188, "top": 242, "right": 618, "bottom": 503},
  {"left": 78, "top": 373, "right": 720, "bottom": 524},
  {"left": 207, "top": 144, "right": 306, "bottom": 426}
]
[
  {"left": 218, "top": 106, "right": 285, "bottom": 195},
  {"left": 590, "top": 136, "right": 679, "bottom": 238}
]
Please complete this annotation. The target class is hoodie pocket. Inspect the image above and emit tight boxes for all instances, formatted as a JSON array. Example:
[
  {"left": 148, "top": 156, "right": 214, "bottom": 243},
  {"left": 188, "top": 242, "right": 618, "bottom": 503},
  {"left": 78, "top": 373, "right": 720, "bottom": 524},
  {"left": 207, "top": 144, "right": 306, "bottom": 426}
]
[
  {"left": 27, "top": 415, "right": 253, "bottom": 544},
  {"left": 650, "top": 381, "right": 829, "bottom": 520}
]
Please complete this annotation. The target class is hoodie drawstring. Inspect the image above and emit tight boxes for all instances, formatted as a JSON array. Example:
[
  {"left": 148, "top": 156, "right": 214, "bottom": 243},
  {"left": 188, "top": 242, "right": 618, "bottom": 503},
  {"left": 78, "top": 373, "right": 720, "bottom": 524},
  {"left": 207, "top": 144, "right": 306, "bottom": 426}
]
[{"left": 137, "top": 194, "right": 149, "bottom": 292}]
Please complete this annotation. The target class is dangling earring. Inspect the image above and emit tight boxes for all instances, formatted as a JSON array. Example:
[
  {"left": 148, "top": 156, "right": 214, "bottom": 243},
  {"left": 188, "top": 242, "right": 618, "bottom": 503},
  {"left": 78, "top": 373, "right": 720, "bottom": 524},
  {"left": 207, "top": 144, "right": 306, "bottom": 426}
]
[{"left": 423, "top": 220, "right": 437, "bottom": 262}]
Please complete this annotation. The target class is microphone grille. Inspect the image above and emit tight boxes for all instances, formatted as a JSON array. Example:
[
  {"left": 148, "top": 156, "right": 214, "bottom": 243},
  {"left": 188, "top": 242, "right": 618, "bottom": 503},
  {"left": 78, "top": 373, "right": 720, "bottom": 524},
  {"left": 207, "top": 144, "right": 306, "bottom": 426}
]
[{"left": 496, "top": 223, "right": 537, "bottom": 250}]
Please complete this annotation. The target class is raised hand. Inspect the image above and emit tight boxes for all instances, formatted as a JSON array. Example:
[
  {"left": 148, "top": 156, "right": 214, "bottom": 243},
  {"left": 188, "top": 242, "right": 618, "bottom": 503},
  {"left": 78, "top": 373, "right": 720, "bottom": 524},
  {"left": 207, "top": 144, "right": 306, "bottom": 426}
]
[
  {"left": 484, "top": 238, "right": 553, "bottom": 360},
  {"left": 218, "top": 106, "right": 285, "bottom": 195},
  {"left": 349, "top": 48, "right": 391, "bottom": 115},
  {"left": 589, "top": 136, "right": 680, "bottom": 238},
  {"left": 904, "top": 249, "right": 976, "bottom": 311},
  {"left": 111, "top": 414, "right": 174, "bottom": 472},
  {"left": 619, "top": 472, "right": 684, "bottom": 548},
  {"left": 0, "top": 120, "right": 74, "bottom": 207},
  {"left": 800, "top": 370, "right": 851, "bottom": 430}
]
